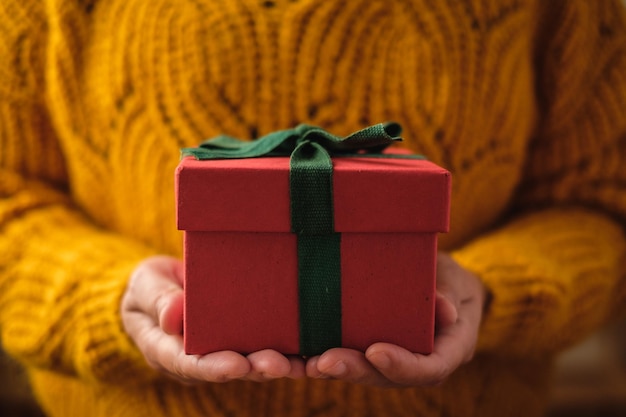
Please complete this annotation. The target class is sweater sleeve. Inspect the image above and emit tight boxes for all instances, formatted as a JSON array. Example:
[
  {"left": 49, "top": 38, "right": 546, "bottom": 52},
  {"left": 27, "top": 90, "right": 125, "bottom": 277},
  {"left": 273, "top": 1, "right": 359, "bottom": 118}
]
[
  {"left": 452, "top": 0, "right": 626, "bottom": 357},
  {"left": 0, "top": 0, "right": 158, "bottom": 382}
]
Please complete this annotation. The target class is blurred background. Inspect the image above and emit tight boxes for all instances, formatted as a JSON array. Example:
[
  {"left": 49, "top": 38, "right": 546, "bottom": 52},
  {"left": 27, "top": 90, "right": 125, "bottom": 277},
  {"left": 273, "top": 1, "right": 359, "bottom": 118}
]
[{"left": 546, "top": 316, "right": 626, "bottom": 417}]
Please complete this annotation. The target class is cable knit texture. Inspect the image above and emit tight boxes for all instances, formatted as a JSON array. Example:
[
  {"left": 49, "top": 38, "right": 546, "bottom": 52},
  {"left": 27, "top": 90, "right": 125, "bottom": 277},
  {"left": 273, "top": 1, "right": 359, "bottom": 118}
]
[{"left": 1, "top": 0, "right": 625, "bottom": 416}]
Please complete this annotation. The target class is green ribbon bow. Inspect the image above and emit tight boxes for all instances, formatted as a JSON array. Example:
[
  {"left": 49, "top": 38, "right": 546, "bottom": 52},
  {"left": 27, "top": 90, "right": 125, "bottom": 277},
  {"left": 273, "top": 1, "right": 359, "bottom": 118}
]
[{"left": 182, "top": 122, "right": 415, "bottom": 355}]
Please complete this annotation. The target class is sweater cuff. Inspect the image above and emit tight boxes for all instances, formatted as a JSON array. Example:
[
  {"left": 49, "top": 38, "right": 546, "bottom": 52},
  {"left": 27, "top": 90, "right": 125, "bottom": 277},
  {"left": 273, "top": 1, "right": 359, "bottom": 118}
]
[
  {"left": 0, "top": 206, "right": 161, "bottom": 383},
  {"left": 76, "top": 257, "right": 161, "bottom": 382},
  {"left": 451, "top": 207, "right": 626, "bottom": 357}
]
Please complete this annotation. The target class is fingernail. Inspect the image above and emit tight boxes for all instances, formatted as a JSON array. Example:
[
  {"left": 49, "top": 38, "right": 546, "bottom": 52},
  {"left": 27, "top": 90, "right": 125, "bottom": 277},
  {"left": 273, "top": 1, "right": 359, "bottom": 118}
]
[
  {"left": 326, "top": 360, "right": 347, "bottom": 377},
  {"left": 369, "top": 351, "right": 391, "bottom": 369}
]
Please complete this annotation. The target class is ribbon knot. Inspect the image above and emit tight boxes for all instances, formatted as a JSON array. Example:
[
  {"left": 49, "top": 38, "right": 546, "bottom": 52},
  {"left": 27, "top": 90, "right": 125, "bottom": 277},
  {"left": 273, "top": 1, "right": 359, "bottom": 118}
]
[
  {"left": 181, "top": 121, "right": 403, "bottom": 160},
  {"left": 181, "top": 122, "right": 405, "bottom": 236}
]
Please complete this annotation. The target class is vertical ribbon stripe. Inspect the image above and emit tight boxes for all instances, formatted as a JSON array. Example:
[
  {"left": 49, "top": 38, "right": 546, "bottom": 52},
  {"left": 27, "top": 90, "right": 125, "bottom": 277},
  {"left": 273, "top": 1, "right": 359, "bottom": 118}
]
[
  {"left": 297, "top": 234, "right": 342, "bottom": 356},
  {"left": 290, "top": 140, "right": 341, "bottom": 355}
]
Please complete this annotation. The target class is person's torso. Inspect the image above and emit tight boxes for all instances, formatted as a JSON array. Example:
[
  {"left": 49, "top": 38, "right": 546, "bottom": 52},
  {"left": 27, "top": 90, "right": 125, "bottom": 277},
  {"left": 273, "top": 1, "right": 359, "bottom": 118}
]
[{"left": 47, "top": 0, "right": 538, "bottom": 254}]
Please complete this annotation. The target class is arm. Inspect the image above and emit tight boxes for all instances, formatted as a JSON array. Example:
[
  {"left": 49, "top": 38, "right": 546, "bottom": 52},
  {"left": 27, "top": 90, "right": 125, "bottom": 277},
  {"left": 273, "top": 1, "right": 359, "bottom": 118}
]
[
  {"left": 455, "top": 0, "right": 626, "bottom": 357},
  {"left": 0, "top": 0, "right": 161, "bottom": 383}
]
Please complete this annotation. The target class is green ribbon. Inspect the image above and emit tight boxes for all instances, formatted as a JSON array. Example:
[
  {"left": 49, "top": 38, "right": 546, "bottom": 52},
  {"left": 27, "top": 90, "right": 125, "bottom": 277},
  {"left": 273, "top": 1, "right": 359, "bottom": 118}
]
[{"left": 182, "top": 122, "right": 414, "bottom": 355}]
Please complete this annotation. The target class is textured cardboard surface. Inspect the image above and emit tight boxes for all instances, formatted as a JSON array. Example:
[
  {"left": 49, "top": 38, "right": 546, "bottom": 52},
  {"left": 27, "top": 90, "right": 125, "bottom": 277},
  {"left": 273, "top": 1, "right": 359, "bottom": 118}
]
[{"left": 176, "top": 154, "right": 450, "bottom": 355}]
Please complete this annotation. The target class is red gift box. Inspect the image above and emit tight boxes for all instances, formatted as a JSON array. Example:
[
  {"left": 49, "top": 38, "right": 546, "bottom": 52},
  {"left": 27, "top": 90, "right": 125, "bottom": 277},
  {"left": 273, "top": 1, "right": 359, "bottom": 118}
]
[{"left": 176, "top": 148, "right": 451, "bottom": 356}]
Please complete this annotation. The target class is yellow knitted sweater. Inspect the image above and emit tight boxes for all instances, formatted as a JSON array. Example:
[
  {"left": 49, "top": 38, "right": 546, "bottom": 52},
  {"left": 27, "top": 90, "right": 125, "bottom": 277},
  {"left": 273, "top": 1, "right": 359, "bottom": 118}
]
[{"left": 1, "top": 0, "right": 626, "bottom": 416}]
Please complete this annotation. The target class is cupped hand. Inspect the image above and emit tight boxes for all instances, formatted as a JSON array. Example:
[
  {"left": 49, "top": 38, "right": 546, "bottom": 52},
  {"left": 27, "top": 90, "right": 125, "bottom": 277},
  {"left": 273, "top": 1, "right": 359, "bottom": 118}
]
[
  {"left": 120, "top": 256, "right": 306, "bottom": 384},
  {"left": 306, "top": 252, "right": 487, "bottom": 387}
]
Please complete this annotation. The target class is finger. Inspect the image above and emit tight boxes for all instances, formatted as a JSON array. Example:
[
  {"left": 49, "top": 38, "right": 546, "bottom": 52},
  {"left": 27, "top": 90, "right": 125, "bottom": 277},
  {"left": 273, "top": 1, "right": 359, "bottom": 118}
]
[
  {"left": 365, "top": 343, "right": 444, "bottom": 386},
  {"left": 435, "top": 290, "right": 458, "bottom": 329},
  {"left": 246, "top": 349, "right": 291, "bottom": 381},
  {"left": 244, "top": 350, "right": 305, "bottom": 382},
  {"left": 305, "top": 355, "right": 326, "bottom": 378},
  {"left": 308, "top": 348, "right": 391, "bottom": 386},
  {"left": 436, "top": 253, "right": 485, "bottom": 310},
  {"left": 159, "top": 290, "right": 184, "bottom": 335},
  {"left": 286, "top": 356, "right": 307, "bottom": 379},
  {"left": 365, "top": 344, "right": 449, "bottom": 386},
  {"left": 435, "top": 253, "right": 467, "bottom": 306},
  {"left": 366, "top": 314, "right": 478, "bottom": 387},
  {"left": 124, "top": 257, "right": 184, "bottom": 329},
  {"left": 369, "top": 285, "right": 483, "bottom": 387},
  {"left": 137, "top": 317, "right": 251, "bottom": 383},
  {"left": 122, "top": 279, "right": 252, "bottom": 383}
]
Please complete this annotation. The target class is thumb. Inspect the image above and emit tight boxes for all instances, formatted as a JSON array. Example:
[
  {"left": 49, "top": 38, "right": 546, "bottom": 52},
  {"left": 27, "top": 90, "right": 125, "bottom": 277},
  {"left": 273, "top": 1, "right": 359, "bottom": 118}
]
[
  {"left": 124, "top": 256, "right": 185, "bottom": 335},
  {"left": 434, "top": 253, "right": 463, "bottom": 329},
  {"left": 435, "top": 290, "right": 458, "bottom": 329},
  {"left": 158, "top": 286, "right": 184, "bottom": 335}
]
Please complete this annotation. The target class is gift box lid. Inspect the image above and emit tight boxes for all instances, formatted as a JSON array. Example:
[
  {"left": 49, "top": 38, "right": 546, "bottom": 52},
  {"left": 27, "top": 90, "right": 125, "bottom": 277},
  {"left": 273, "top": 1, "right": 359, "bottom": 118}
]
[{"left": 176, "top": 153, "right": 450, "bottom": 233}]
